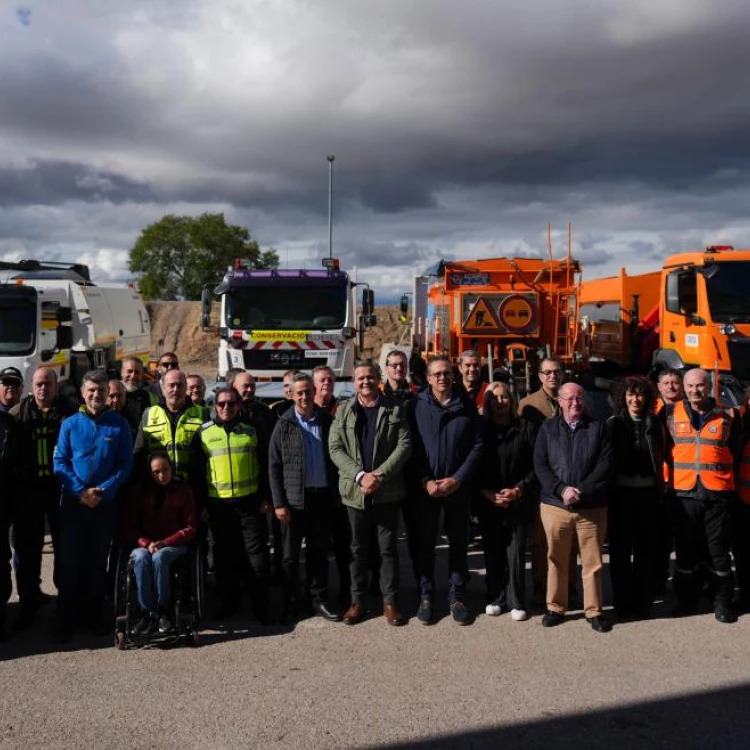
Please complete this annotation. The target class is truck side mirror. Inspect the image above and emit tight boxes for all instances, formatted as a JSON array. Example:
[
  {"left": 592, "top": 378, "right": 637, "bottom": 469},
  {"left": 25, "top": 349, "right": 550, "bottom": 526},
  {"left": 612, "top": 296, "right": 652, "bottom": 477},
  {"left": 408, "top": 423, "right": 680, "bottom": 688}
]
[
  {"left": 56, "top": 326, "right": 73, "bottom": 350},
  {"left": 362, "top": 288, "right": 374, "bottom": 316},
  {"left": 201, "top": 285, "right": 213, "bottom": 330},
  {"left": 57, "top": 306, "right": 73, "bottom": 323}
]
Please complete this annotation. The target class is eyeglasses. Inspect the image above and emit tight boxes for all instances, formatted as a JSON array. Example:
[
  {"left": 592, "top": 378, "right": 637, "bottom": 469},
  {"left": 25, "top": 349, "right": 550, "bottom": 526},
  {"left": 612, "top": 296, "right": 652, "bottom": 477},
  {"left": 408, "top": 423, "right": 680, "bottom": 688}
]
[
  {"left": 159, "top": 361, "right": 179, "bottom": 369},
  {"left": 216, "top": 400, "right": 238, "bottom": 409},
  {"left": 541, "top": 370, "right": 562, "bottom": 377},
  {"left": 1, "top": 379, "right": 21, "bottom": 387}
]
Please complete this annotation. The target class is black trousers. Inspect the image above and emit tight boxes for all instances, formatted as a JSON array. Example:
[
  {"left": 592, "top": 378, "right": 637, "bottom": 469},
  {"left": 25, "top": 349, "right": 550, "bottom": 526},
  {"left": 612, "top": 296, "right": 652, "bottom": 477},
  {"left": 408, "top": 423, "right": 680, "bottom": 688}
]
[
  {"left": 1, "top": 499, "right": 12, "bottom": 610},
  {"left": 672, "top": 493, "right": 734, "bottom": 608},
  {"left": 58, "top": 499, "right": 116, "bottom": 629},
  {"left": 348, "top": 501, "right": 400, "bottom": 604},
  {"left": 731, "top": 500, "right": 750, "bottom": 604},
  {"left": 331, "top": 504, "right": 352, "bottom": 600},
  {"left": 280, "top": 490, "right": 333, "bottom": 605},
  {"left": 476, "top": 498, "right": 528, "bottom": 610},
  {"left": 11, "top": 482, "right": 61, "bottom": 602},
  {"left": 608, "top": 486, "right": 663, "bottom": 614},
  {"left": 401, "top": 494, "right": 421, "bottom": 586},
  {"left": 208, "top": 496, "right": 270, "bottom": 618},
  {"left": 418, "top": 486, "right": 471, "bottom": 604}
]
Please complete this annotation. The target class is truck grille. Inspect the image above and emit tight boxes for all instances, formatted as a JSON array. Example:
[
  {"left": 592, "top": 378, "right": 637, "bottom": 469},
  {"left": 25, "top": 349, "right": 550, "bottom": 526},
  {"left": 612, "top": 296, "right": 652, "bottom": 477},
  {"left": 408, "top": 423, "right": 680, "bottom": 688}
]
[{"left": 242, "top": 349, "right": 307, "bottom": 370}]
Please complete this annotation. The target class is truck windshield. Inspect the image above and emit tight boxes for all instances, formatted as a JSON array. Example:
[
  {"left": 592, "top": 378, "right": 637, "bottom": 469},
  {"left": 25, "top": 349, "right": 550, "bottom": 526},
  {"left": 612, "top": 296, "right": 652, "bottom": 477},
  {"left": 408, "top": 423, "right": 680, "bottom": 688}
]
[
  {"left": 705, "top": 262, "right": 750, "bottom": 322},
  {"left": 0, "top": 305, "right": 36, "bottom": 355},
  {"left": 225, "top": 284, "right": 347, "bottom": 330}
]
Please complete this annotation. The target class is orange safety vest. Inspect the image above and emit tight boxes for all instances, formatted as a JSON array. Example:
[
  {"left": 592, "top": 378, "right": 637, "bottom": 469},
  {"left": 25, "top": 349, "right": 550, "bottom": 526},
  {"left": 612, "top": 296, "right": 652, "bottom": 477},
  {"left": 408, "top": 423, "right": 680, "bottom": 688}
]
[
  {"left": 738, "top": 441, "right": 750, "bottom": 504},
  {"left": 668, "top": 401, "right": 736, "bottom": 492}
]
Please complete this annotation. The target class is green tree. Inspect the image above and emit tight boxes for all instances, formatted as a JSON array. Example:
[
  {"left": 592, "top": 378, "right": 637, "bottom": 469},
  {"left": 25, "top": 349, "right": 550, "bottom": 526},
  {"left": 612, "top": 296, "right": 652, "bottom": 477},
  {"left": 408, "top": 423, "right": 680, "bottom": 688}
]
[{"left": 129, "top": 212, "right": 278, "bottom": 300}]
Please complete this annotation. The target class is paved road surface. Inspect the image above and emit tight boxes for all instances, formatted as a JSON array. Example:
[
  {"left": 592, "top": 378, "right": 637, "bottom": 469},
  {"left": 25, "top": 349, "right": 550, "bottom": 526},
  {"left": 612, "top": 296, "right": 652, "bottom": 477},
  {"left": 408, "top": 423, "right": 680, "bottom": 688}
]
[{"left": 2, "top": 540, "right": 750, "bottom": 749}]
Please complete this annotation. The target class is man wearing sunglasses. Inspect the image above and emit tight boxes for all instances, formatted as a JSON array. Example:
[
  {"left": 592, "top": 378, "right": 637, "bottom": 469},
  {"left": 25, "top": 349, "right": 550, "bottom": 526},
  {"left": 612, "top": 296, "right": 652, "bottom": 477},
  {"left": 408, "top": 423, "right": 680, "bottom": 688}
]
[
  {"left": 0, "top": 366, "right": 24, "bottom": 412},
  {"left": 191, "top": 387, "right": 270, "bottom": 623},
  {"left": 155, "top": 353, "right": 179, "bottom": 397}
]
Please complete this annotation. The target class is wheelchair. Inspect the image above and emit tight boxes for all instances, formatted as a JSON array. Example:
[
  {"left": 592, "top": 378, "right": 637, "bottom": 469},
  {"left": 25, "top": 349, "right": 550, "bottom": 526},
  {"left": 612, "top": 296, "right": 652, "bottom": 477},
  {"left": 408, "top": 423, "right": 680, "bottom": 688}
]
[{"left": 114, "top": 543, "right": 204, "bottom": 649}]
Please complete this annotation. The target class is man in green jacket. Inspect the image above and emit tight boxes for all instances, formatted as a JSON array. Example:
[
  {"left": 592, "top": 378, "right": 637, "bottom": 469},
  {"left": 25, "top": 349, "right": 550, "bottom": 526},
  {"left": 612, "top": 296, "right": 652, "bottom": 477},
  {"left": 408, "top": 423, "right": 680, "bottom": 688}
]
[{"left": 329, "top": 360, "right": 412, "bottom": 626}]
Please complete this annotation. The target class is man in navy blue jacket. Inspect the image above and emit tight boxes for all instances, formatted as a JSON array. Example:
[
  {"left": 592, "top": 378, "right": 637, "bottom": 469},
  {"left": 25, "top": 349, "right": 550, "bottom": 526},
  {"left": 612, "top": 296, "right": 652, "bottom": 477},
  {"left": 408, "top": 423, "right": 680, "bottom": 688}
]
[
  {"left": 534, "top": 381, "right": 613, "bottom": 633},
  {"left": 53, "top": 370, "right": 133, "bottom": 642},
  {"left": 410, "top": 356, "right": 483, "bottom": 625}
]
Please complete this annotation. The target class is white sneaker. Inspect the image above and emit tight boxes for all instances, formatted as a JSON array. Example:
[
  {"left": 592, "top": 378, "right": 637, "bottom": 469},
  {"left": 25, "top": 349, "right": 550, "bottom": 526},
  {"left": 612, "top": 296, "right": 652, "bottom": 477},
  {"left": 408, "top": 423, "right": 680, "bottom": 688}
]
[
  {"left": 510, "top": 608, "right": 528, "bottom": 621},
  {"left": 485, "top": 603, "right": 502, "bottom": 616}
]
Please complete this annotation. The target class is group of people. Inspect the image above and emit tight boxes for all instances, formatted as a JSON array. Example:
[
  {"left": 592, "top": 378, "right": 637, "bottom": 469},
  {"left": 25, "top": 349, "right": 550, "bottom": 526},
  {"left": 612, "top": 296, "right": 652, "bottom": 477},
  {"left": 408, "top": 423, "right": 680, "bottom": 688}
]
[{"left": 1, "top": 346, "right": 749, "bottom": 645}]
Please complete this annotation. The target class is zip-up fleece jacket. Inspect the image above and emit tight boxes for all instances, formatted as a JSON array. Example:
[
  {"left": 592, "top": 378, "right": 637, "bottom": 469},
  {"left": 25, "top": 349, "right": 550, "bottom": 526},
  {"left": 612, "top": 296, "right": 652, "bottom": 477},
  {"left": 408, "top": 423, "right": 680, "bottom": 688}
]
[
  {"left": 53, "top": 407, "right": 134, "bottom": 503},
  {"left": 409, "top": 387, "right": 483, "bottom": 485},
  {"left": 269, "top": 407, "right": 338, "bottom": 509},
  {"left": 534, "top": 415, "right": 613, "bottom": 510}
]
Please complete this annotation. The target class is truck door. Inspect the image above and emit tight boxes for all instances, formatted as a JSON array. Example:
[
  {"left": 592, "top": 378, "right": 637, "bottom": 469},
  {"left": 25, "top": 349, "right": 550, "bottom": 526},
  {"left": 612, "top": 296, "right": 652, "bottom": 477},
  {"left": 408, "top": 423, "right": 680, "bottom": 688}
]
[{"left": 662, "top": 269, "right": 703, "bottom": 367}]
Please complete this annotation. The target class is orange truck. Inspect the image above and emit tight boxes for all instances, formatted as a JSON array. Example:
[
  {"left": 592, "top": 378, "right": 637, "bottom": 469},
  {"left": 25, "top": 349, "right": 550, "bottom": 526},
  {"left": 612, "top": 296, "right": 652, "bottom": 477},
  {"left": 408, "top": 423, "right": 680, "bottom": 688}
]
[
  {"left": 410, "top": 256, "right": 581, "bottom": 392},
  {"left": 579, "top": 245, "right": 750, "bottom": 400}
]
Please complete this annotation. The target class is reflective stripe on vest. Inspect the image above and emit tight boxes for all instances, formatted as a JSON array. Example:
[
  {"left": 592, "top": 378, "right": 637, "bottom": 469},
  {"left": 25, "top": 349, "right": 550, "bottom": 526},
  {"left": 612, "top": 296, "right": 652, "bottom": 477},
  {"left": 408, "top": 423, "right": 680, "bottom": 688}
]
[
  {"left": 142, "top": 405, "right": 205, "bottom": 480},
  {"left": 738, "top": 449, "right": 750, "bottom": 504},
  {"left": 200, "top": 422, "right": 259, "bottom": 500},
  {"left": 668, "top": 401, "right": 735, "bottom": 492}
]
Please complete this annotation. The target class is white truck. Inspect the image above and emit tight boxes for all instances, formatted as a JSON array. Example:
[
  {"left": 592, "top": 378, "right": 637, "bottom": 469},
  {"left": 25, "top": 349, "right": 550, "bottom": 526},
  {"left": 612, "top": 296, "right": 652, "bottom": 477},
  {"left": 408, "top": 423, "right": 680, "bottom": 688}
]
[
  {"left": 0, "top": 260, "right": 151, "bottom": 392},
  {"left": 201, "top": 258, "right": 374, "bottom": 398}
]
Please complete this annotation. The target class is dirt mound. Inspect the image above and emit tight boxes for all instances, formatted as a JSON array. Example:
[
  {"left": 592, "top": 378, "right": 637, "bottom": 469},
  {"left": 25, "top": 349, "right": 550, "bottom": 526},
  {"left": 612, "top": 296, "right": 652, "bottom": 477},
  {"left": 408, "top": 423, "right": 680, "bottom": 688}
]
[{"left": 146, "top": 302, "right": 407, "bottom": 378}]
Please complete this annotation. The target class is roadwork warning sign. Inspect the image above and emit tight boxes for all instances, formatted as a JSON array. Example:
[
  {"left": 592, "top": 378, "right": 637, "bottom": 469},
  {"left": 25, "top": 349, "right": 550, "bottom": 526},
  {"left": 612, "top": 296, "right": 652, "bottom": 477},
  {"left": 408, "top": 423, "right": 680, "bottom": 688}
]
[{"left": 462, "top": 298, "right": 502, "bottom": 334}]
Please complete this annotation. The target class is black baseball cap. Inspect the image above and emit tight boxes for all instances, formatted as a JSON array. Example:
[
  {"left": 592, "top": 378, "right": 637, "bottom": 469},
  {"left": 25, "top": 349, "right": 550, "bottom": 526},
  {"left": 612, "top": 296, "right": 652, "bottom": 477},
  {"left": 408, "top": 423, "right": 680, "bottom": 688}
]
[{"left": 0, "top": 367, "right": 23, "bottom": 384}]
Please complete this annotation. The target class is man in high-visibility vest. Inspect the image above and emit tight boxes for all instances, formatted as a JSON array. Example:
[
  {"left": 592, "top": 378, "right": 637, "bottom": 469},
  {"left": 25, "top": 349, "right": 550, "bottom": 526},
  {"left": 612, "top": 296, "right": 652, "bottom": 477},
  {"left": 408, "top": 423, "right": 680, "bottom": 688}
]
[
  {"left": 667, "top": 368, "right": 741, "bottom": 623},
  {"left": 191, "top": 386, "right": 270, "bottom": 624},
  {"left": 133, "top": 369, "right": 208, "bottom": 482}
]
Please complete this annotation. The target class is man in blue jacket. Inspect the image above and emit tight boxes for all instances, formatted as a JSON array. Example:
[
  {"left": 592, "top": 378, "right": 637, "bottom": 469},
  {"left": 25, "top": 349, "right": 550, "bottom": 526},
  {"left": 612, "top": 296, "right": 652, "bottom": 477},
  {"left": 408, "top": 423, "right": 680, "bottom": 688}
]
[
  {"left": 411, "top": 356, "right": 483, "bottom": 625},
  {"left": 53, "top": 370, "right": 133, "bottom": 642}
]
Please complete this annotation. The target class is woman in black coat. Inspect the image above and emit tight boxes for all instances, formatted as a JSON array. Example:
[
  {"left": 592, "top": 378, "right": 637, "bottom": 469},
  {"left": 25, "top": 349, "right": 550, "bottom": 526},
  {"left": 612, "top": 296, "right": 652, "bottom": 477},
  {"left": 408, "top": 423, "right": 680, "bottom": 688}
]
[
  {"left": 607, "top": 375, "right": 667, "bottom": 619},
  {"left": 476, "top": 382, "right": 537, "bottom": 620}
]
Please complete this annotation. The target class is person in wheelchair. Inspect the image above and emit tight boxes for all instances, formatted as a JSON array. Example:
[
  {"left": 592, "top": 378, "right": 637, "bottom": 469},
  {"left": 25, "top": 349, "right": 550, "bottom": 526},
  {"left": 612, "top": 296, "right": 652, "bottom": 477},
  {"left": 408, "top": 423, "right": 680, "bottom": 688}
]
[{"left": 125, "top": 451, "right": 197, "bottom": 635}]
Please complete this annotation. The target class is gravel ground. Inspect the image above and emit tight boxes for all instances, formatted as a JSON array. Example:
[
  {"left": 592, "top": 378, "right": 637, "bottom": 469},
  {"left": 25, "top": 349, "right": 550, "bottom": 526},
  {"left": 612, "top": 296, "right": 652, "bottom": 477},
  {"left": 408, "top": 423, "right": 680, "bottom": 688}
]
[{"left": 2, "top": 541, "right": 750, "bottom": 749}]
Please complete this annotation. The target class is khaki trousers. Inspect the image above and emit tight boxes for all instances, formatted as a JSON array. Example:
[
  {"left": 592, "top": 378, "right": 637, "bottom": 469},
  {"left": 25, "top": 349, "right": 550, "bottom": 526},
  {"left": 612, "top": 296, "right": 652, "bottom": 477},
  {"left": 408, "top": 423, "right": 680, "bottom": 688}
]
[{"left": 541, "top": 503, "right": 607, "bottom": 617}]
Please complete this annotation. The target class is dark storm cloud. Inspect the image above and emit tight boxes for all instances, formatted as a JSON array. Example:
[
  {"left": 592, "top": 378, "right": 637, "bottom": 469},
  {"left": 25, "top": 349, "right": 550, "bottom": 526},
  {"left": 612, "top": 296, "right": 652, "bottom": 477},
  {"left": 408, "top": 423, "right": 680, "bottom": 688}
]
[{"left": 0, "top": 160, "right": 155, "bottom": 206}]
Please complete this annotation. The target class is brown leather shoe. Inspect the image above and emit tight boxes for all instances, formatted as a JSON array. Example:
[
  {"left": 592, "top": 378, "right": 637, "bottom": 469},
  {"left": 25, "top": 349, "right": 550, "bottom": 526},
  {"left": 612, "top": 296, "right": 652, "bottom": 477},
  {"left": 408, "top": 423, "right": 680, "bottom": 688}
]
[
  {"left": 383, "top": 602, "right": 405, "bottom": 626},
  {"left": 343, "top": 601, "right": 366, "bottom": 625}
]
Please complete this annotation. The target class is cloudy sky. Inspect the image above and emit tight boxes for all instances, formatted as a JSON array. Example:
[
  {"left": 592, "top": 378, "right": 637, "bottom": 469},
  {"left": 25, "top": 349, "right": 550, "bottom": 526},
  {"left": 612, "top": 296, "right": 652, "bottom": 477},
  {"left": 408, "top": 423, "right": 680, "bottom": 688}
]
[{"left": 2, "top": 0, "right": 750, "bottom": 299}]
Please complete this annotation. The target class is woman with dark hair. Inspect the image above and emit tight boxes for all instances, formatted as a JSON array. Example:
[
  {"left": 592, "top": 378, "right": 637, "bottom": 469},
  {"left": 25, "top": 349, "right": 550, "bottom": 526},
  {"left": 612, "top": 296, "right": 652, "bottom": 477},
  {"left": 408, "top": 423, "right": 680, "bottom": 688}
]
[
  {"left": 607, "top": 376, "right": 667, "bottom": 619},
  {"left": 476, "top": 382, "right": 537, "bottom": 621},
  {"left": 125, "top": 451, "right": 197, "bottom": 635}
]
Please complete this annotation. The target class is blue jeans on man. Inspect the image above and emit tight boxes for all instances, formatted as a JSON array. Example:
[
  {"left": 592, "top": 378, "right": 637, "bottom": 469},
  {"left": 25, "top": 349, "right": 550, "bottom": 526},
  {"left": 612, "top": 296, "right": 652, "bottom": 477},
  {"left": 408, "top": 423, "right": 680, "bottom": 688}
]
[{"left": 130, "top": 545, "right": 187, "bottom": 614}]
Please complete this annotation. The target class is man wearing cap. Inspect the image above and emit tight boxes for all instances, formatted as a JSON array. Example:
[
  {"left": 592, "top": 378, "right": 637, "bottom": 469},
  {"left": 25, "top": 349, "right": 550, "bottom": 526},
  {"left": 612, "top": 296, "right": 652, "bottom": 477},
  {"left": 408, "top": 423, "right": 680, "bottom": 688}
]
[{"left": 0, "top": 367, "right": 24, "bottom": 412}]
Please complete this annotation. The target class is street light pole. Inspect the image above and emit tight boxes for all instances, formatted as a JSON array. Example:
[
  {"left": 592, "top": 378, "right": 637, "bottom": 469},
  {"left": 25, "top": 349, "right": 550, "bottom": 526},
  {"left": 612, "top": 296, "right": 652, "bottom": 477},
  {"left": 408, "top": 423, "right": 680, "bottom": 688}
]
[{"left": 327, "top": 155, "right": 335, "bottom": 259}]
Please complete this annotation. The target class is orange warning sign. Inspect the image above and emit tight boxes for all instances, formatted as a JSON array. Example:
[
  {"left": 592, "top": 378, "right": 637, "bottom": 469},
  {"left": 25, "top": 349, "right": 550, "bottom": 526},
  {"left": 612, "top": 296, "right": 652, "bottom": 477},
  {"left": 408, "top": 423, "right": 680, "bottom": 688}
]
[
  {"left": 498, "top": 294, "right": 537, "bottom": 333},
  {"left": 463, "top": 297, "right": 502, "bottom": 334}
]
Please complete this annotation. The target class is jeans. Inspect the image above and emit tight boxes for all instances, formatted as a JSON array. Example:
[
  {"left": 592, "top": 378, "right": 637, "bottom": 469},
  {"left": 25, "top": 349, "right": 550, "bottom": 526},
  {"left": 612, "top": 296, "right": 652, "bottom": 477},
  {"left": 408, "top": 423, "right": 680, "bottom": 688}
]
[
  {"left": 280, "top": 490, "right": 333, "bottom": 605},
  {"left": 418, "top": 486, "right": 471, "bottom": 604},
  {"left": 130, "top": 545, "right": 187, "bottom": 614}
]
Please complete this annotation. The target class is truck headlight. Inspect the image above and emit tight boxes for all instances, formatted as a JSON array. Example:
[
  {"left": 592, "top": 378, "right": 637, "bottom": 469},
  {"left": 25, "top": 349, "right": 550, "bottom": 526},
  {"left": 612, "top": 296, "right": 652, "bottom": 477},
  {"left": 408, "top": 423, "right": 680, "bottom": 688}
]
[{"left": 719, "top": 324, "right": 736, "bottom": 335}]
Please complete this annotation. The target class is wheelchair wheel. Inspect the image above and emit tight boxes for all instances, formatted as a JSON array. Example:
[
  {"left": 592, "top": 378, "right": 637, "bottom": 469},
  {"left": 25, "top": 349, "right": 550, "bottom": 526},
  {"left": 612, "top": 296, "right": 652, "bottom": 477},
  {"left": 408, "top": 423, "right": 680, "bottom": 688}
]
[{"left": 191, "top": 545, "right": 205, "bottom": 624}]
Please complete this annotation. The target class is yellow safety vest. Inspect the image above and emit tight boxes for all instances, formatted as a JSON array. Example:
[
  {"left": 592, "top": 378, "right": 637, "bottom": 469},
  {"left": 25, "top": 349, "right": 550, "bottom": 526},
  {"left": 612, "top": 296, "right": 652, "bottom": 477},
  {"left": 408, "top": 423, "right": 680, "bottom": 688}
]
[
  {"left": 142, "top": 404, "right": 206, "bottom": 480},
  {"left": 199, "top": 421, "right": 259, "bottom": 500}
]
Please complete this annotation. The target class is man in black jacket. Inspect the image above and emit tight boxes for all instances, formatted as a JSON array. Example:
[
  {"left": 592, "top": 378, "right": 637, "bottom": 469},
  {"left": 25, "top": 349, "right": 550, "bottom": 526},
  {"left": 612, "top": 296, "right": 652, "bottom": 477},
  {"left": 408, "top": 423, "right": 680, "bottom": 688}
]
[
  {"left": 11, "top": 368, "right": 77, "bottom": 630},
  {"left": 269, "top": 373, "right": 340, "bottom": 623},
  {"left": 534, "top": 382, "right": 614, "bottom": 632},
  {"left": 410, "top": 356, "right": 483, "bottom": 625},
  {"left": 0, "top": 409, "right": 18, "bottom": 641}
]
